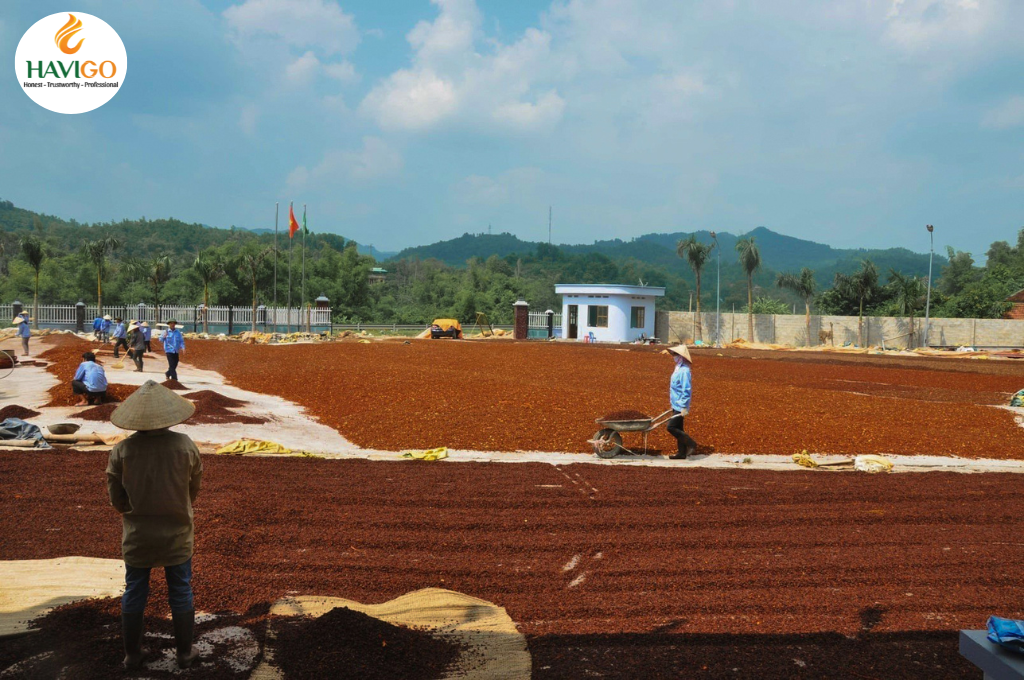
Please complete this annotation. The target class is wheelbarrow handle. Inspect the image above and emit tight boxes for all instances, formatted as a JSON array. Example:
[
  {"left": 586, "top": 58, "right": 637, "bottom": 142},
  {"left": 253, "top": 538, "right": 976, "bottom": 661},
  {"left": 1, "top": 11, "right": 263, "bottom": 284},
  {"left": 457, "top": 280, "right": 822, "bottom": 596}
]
[{"left": 649, "top": 409, "right": 675, "bottom": 428}]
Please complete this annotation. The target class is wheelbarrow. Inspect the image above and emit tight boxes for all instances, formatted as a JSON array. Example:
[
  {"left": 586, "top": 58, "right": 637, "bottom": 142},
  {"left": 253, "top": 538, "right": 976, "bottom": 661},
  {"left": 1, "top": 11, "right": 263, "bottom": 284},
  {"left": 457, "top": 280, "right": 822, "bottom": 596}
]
[{"left": 589, "top": 409, "right": 675, "bottom": 459}]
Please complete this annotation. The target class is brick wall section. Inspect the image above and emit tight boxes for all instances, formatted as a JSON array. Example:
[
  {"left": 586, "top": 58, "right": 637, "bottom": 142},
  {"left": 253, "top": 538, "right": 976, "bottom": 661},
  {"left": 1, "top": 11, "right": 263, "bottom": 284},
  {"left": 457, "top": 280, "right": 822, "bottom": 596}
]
[{"left": 656, "top": 310, "right": 1024, "bottom": 349}]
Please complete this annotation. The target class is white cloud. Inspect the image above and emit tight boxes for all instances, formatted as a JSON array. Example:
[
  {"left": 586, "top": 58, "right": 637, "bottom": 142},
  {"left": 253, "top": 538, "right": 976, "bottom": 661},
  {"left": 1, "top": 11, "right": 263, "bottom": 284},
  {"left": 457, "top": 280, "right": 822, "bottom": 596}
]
[
  {"left": 282, "top": 50, "right": 359, "bottom": 87},
  {"left": 287, "top": 137, "right": 403, "bottom": 188},
  {"left": 882, "top": 0, "right": 994, "bottom": 52},
  {"left": 224, "top": 0, "right": 359, "bottom": 56},
  {"left": 240, "top": 104, "right": 258, "bottom": 135},
  {"left": 323, "top": 60, "right": 358, "bottom": 83},
  {"left": 491, "top": 90, "right": 565, "bottom": 131},
  {"left": 982, "top": 96, "right": 1024, "bottom": 130},
  {"left": 285, "top": 51, "right": 321, "bottom": 85},
  {"left": 360, "top": 69, "right": 459, "bottom": 130},
  {"left": 359, "top": 0, "right": 564, "bottom": 133}
]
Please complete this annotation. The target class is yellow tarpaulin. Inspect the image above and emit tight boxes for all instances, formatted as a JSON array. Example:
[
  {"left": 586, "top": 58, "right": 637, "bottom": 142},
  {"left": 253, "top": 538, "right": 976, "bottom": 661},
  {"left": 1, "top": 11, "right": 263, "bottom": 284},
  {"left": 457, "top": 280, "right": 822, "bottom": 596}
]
[
  {"left": 216, "top": 439, "right": 292, "bottom": 455},
  {"left": 401, "top": 447, "right": 449, "bottom": 461}
]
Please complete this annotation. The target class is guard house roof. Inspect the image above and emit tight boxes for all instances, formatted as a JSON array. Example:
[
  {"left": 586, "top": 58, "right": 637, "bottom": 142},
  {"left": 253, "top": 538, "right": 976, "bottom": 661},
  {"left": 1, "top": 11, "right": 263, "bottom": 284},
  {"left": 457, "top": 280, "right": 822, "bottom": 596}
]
[
  {"left": 1006, "top": 288, "right": 1024, "bottom": 303},
  {"left": 555, "top": 284, "right": 666, "bottom": 297}
]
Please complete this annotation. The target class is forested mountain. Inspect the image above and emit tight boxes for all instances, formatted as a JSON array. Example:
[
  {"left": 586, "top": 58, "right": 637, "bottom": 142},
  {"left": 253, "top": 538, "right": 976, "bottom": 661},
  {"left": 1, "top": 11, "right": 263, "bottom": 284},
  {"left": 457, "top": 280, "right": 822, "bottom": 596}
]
[{"left": 394, "top": 225, "right": 941, "bottom": 286}]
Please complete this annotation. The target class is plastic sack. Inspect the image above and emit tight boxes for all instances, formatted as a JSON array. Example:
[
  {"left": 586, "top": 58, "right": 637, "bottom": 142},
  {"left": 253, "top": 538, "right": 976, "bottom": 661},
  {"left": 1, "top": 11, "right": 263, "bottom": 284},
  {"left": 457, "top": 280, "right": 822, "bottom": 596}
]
[
  {"left": 988, "top": 616, "right": 1024, "bottom": 654},
  {"left": 1011, "top": 389, "right": 1024, "bottom": 408},
  {"left": 855, "top": 455, "right": 893, "bottom": 474},
  {"left": 401, "top": 447, "right": 449, "bottom": 461}
]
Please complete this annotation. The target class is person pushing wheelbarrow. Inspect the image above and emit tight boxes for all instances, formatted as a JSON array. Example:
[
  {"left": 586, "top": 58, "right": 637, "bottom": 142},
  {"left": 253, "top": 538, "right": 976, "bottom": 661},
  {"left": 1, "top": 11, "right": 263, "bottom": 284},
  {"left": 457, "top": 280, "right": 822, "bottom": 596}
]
[{"left": 664, "top": 344, "right": 697, "bottom": 459}]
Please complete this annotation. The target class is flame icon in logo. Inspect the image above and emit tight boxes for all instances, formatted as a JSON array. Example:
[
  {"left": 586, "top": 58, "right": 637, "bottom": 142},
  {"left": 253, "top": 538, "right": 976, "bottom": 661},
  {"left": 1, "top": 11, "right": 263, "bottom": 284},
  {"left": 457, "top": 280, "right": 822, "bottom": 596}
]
[{"left": 55, "top": 14, "right": 84, "bottom": 55}]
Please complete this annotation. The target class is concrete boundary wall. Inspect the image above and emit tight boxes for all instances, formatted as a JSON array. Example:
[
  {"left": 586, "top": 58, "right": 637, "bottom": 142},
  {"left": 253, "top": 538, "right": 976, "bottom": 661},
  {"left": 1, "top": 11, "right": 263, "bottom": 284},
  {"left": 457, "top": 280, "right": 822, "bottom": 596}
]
[{"left": 655, "top": 310, "right": 1024, "bottom": 349}]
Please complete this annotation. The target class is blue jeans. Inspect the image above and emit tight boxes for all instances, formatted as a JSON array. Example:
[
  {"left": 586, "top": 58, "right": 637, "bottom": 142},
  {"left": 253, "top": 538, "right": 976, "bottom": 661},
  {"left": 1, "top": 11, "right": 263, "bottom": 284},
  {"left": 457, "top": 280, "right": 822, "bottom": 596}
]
[{"left": 122, "top": 558, "right": 194, "bottom": 614}]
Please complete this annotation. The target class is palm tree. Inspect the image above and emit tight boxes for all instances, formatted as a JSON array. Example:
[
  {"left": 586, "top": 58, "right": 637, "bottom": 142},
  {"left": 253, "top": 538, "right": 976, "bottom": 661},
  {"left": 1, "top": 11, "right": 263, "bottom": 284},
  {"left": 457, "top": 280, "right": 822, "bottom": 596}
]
[
  {"left": 124, "top": 255, "right": 172, "bottom": 322},
  {"left": 735, "top": 236, "right": 761, "bottom": 341},
  {"left": 237, "top": 247, "right": 272, "bottom": 332},
  {"left": 776, "top": 268, "right": 817, "bottom": 346},
  {"left": 82, "top": 237, "right": 121, "bottom": 316},
  {"left": 888, "top": 269, "right": 926, "bottom": 348},
  {"left": 193, "top": 251, "right": 225, "bottom": 334},
  {"left": 676, "top": 235, "right": 714, "bottom": 342},
  {"left": 842, "top": 260, "right": 878, "bottom": 347},
  {"left": 20, "top": 236, "right": 45, "bottom": 330}
]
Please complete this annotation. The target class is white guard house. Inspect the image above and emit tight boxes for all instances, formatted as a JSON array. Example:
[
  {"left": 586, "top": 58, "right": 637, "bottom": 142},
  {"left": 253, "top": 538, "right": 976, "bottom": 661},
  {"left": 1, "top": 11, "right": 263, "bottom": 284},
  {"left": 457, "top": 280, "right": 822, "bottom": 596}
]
[{"left": 555, "top": 284, "right": 665, "bottom": 342}]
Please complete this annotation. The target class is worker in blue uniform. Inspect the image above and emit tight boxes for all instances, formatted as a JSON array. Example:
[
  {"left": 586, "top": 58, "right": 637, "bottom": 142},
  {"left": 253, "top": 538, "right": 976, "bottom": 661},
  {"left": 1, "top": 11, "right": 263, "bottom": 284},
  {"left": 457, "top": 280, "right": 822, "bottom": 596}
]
[{"left": 665, "top": 344, "right": 697, "bottom": 459}]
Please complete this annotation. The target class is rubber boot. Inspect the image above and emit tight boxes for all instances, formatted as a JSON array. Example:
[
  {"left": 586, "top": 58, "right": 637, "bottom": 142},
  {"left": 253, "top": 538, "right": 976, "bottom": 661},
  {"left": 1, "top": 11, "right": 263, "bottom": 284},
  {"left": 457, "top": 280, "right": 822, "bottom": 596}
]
[
  {"left": 121, "top": 612, "right": 145, "bottom": 669},
  {"left": 172, "top": 610, "right": 199, "bottom": 669}
]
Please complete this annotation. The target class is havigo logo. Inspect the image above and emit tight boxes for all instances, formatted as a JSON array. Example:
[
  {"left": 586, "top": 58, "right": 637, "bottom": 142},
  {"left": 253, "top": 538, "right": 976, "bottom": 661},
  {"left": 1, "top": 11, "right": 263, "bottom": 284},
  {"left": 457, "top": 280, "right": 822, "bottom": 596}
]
[
  {"left": 55, "top": 14, "right": 84, "bottom": 54},
  {"left": 15, "top": 12, "right": 127, "bottom": 114}
]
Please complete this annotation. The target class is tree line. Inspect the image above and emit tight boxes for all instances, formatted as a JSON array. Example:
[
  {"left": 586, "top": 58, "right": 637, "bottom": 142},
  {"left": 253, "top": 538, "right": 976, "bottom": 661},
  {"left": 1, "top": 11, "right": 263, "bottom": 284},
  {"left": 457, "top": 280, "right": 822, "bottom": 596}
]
[
  {"left": 677, "top": 228, "right": 1024, "bottom": 346},
  {"left": 2, "top": 200, "right": 1021, "bottom": 334}
]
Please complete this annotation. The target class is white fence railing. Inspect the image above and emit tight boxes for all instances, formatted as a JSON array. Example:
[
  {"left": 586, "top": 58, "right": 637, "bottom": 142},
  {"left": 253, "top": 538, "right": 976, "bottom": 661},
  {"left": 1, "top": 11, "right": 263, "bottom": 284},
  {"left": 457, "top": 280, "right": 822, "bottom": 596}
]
[
  {"left": 528, "top": 311, "right": 562, "bottom": 327},
  {"left": 4, "top": 303, "right": 331, "bottom": 329}
]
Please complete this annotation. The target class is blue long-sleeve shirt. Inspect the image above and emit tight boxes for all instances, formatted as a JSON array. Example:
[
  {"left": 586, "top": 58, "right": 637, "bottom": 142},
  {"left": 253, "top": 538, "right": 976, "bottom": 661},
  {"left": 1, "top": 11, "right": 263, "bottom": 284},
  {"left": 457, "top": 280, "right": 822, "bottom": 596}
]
[
  {"left": 163, "top": 328, "right": 185, "bottom": 354},
  {"left": 17, "top": 321, "right": 30, "bottom": 338},
  {"left": 669, "top": 364, "right": 692, "bottom": 412},
  {"left": 92, "top": 317, "right": 103, "bottom": 331},
  {"left": 74, "top": 361, "right": 108, "bottom": 393},
  {"left": 142, "top": 326, "right": 152, "bottom": 341},
  {"left": 102, "top": 319, "right": 111, "bottom": 332},
  {"left": 112, "top": 322, "right": 126, "bottom": 339}
]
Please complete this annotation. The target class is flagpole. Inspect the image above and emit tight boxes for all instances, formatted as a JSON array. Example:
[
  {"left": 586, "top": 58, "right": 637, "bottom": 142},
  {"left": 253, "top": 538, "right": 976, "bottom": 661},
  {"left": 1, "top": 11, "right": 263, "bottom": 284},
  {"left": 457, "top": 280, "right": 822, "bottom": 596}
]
[
  {"left": 301, "top": 204, "right": 307, "bottom": 312},
  {"left": 287, "top": 201, "right": 293, "bottom": 334},
  {"left": 273, "top": 202, "right": 278, "bottom": 332}
]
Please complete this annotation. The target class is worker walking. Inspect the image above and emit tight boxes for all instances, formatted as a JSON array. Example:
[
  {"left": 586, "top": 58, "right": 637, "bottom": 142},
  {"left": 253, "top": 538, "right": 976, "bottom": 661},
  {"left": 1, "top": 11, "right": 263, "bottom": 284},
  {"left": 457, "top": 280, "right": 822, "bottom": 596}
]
[
  {"left": 102, "top": 315, "right": 112, "bottom": 342},
  {"left": 163, "top": 319, "right": 185, "bottom": 382},
  {"left": 141, "top": 322, "right": 152, "bottom": 352},
  {"left": 112, "top": 318, "right": 128, "bottom": 358},
  {"left": 13, "top": 315, "right": 30, "bottom": 357},
  {"left": 665, "top": 344, "right": 697, "bottom": 459},
  {"left": 127, "top": 323, "right": 146, "bottom": 372},
  {"left": 106, "top": 381, "right": 202, "bottom": 670}
]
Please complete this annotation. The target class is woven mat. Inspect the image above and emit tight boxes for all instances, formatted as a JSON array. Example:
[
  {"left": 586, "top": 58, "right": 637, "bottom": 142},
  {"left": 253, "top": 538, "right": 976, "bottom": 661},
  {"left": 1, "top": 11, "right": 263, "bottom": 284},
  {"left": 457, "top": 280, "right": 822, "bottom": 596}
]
[
  {"left": 0, "top": 557, "right": 124, "bottom": 638},
  {"left": 251, "top": 588, "right": 531, "bottom": 680}
]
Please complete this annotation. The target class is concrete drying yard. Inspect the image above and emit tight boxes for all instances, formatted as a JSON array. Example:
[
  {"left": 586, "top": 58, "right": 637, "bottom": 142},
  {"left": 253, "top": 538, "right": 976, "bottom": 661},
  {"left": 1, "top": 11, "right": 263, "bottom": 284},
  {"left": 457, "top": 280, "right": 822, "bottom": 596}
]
[{"left": 2, "top": 333, "right": 1024, "bottom": 678}]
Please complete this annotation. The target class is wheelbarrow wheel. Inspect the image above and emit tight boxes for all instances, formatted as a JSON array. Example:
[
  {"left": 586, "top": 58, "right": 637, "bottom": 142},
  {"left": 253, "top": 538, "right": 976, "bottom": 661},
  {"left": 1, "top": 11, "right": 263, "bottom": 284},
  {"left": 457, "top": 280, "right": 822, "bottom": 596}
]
[{"left": 592, "top": 428, "right": 623, "bottom": 459}]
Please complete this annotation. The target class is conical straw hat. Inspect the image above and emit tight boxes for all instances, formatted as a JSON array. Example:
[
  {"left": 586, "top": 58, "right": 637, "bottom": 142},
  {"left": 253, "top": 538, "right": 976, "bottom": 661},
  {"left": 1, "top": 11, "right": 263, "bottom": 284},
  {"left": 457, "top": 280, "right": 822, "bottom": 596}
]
[
  {"left": 111, "top": 380, "right": 195, "bottom": 431},
  {"left": 103, "top": 315, "right": 112, "bottom": 321},
  {"left": 665, "top": 344, "right": 692, "bottom": 363},
  {"left": 11, "top": 316, "right": 24, "bottom": 325}
]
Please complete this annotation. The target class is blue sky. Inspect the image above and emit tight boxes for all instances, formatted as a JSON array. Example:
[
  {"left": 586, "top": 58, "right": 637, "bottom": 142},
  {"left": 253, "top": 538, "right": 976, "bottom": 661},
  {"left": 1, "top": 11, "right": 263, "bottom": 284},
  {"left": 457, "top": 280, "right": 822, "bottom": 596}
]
[{"left": 2, "top": 0, "right": 1022, "bottom": 257}]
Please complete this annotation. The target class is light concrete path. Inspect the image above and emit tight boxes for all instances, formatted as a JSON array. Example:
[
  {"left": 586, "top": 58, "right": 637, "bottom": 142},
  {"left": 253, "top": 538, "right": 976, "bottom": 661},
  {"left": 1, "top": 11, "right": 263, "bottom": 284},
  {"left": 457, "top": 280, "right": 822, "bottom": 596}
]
[{"left": 2, "top": 335, "right": 1023, "bottom": 475}]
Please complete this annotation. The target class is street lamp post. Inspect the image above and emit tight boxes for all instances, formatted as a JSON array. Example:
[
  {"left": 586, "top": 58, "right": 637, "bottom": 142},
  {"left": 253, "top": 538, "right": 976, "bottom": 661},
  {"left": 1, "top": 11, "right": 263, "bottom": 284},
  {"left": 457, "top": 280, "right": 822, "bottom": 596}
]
[
  {"left": 924, "top": 224, "right": 934, "bottom": 348},
  {"left": 710, "top": 231, "right": 720, "bottom": 347}
]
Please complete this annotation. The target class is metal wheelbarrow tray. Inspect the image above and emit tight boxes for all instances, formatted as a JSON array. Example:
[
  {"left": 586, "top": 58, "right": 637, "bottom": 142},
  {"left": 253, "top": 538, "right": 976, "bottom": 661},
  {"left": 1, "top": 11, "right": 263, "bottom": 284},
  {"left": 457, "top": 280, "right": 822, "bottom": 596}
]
[{"left": 589, "top": 409, "right": 674, "bottom": 459}]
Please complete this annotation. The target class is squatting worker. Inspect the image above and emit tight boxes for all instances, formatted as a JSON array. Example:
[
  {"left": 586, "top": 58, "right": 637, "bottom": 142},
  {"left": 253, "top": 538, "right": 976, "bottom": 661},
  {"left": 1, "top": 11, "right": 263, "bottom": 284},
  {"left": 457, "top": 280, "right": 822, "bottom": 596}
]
[
  {"left": 112, "top": 317, "right": 128, "bottom": 358},
  {"left": 127, "top": 323, "right": 146, "bottom": 372},
  {"left": 163, "top": 319, "right": 185, "bottom": 382},
  {"left": 13, "top": 314, "right": 30, "bottom": 356},
  {"left": 72, "top": 351, "right": 108, "bottom": 406},
  {"left": 665, "top": 344, "right": 697, "bottom": 460},
  {"left": 141, "top": 321, "right": 152, "bottom": 352},
  {"left": 106, "top": 381, "right": 202, "bottom": 670}
]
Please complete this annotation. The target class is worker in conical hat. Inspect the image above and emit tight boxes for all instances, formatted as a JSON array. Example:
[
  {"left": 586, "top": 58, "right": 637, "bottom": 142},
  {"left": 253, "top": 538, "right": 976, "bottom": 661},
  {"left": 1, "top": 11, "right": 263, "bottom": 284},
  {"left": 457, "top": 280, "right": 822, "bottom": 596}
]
[
  {"left": 663, "top": 344, "right": 697, "bottom": 459},
  {"left": 126, "top": 323, "right": 146, "bottom": 372},
  {"left": 13, "top": 314, "right": 30, "bottom": 357},
  {"left": 106, "top": 381, "right": 202, "bottom": 670}
]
